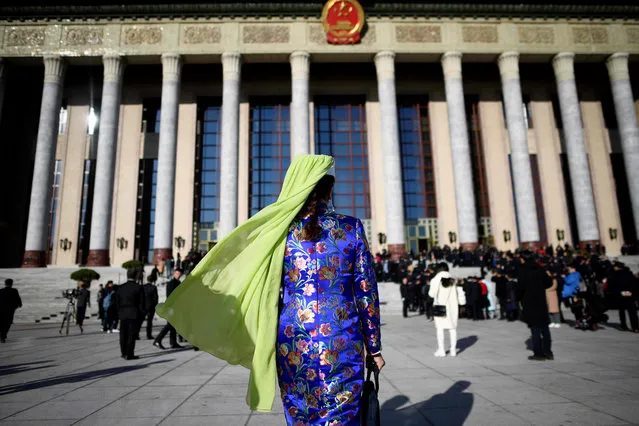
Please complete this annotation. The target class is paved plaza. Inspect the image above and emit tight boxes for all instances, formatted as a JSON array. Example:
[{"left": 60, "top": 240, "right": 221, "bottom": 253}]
[{"left": 1, "top": 305, "right": 638, "bottom": 426}]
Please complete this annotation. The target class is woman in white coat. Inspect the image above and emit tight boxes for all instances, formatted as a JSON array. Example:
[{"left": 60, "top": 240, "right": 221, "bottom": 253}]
[{"left": 428, "top": 262, "right": 466, "bottom": 357}]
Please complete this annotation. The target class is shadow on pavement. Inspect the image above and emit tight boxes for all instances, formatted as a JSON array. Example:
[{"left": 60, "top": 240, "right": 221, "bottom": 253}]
[
  {"left": 0, "top": 360, "right": 172, "bottom": 395},
  {"left": 0, "top": 360, "right": 55, "bottom": 377},
  {"left": 456, "top": 336, "right": 478, "bottom": 354},
  {"left": 381, "top": 381, "right": 473, "bottom": 426},
  {"left": 138, "top": 347, "right": 192, "bottom": 359}
]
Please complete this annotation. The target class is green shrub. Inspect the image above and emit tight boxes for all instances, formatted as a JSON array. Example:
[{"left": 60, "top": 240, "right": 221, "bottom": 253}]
[
  {"left": 70, "top": 268, "right": 100, "bottom": 284},
  {"left": 122, "top": 260, "right": 144, "bottom": 270}
]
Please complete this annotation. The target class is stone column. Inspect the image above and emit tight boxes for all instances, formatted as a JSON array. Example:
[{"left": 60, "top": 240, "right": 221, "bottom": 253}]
[
  {"left": 498, "top": 52, "right": 541, "bottom": 249},
  {"left": 152, "top": 53, "right": 182, "bottom": 265},
  {"left": 22, "top": 55, "right": 66, "bottom": 267},
  {"left": 606, "top": 52, "right": 639, "bottom": 239},
  {"left": 86, "top": 55, "right": 125, "bottom": 266},
  {"left": 218, "top": 52, "right": 242, "bottom": 239},
  {"left": 374, "top": 51, "right": 406, "bottom": 259},
  {"left": 441, "top": 52, "right": 478, "bottom": 250},
  {"left": 290, "top": 51, "right": 310, "bottom": 158},
  {"left": 552, "top": 52, "right": 599, "bottom": 246}
]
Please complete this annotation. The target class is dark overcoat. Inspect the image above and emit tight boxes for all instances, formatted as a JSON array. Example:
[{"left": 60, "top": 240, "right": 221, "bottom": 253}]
[{"left": 520, "top": 262, "right": 552, "bottom": 327}]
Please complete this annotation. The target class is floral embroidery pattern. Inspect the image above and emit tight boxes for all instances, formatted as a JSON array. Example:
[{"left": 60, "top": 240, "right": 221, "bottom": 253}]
[{"left": 277, "top": 209, "right": 381, "bottom": 425}]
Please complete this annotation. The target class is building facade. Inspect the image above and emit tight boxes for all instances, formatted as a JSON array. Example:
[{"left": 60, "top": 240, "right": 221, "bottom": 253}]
[{"left": 0, "top": 1, "right": 638, "bottom": 267}]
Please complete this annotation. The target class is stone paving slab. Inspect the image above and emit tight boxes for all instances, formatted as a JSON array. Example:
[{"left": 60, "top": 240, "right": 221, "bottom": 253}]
[{"left": 1, "top": 311, "right": 639, "bottom": 425}]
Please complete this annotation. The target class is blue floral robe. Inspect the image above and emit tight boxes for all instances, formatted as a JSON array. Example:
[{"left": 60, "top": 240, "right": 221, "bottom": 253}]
[{"left": 276, "top": 207, "right": 382, "bottom": 426}]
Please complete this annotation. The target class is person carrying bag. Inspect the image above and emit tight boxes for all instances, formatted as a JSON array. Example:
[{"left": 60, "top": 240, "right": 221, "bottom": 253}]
[{"left": 429, "top": 263, "right": 466, "bottom": 357}]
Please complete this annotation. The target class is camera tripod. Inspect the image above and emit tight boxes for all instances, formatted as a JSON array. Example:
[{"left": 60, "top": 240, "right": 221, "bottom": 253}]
[{"left": 59, "top": 297, "right": 79, "bottom": 335}]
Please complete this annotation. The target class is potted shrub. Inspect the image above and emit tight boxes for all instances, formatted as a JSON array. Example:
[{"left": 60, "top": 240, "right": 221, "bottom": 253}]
[
  {"left": 70, "top": 268, "right": 100, "bottom": 288},
  {"left": 122, "top": 260, "right": 143, "bottom": 270}
]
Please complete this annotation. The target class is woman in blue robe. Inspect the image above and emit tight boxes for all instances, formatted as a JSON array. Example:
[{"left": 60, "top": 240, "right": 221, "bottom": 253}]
[{"left": 276, "top": 175, "right": 385, "bottom": 426}]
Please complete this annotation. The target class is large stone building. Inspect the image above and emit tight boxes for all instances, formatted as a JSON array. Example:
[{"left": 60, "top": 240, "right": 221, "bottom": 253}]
[{"left": 0, "top": 1, "right": 638, "bottom": 267}]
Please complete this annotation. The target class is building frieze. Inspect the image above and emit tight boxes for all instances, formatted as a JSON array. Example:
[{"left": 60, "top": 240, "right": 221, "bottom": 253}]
[{"left": 0, "top": 19, "right": 638, "bottom": 59}]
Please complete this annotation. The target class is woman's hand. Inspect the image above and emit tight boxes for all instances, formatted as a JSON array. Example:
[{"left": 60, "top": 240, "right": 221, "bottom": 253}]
[{"left": 371, "top": 353, "right": 385, "bottom": 372}]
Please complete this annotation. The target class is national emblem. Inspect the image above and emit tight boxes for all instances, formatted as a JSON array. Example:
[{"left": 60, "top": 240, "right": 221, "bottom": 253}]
[{"left": 321, "top": 0, "right": 365, "bottom": 44}]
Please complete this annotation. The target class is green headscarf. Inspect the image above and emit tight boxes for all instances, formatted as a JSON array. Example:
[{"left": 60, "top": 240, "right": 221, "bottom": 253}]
[{"left": 156, "top": 154, "right": 334, "bottom": 412}]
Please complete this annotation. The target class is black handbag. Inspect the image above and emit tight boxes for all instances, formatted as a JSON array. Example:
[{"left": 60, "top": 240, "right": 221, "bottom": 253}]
[
  {"left": 432, "top": 304, "right": 447, "bottom": 317},
  {"left": 432, "top": 280, "right": 452, "bottom": 317},
  {"left": 361, "top": 356, "right": 381, "bottom": 426}
]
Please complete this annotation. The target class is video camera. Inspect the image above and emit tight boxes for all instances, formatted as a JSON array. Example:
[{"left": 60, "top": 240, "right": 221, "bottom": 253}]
[{"left": 61, "top": 289, "right": 79, "bottom": 300}]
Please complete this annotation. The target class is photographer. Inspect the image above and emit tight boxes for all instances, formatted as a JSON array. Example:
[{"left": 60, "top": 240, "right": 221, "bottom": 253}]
[{"left": 75, "top": 283, "right": 90, "bottom": 333}]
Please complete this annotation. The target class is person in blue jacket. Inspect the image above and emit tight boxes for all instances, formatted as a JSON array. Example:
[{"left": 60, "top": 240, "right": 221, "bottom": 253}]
[
  {"left": 562, "top": 265, "right": 581, "bottom": 299},
  {"left": 562, "top": 265, "right": 583, "bottom": 325}
]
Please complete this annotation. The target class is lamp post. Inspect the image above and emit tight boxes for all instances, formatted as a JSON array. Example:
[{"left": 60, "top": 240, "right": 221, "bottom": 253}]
[
  {"left": 448, "top": 231, "right": 457, "bottom": 245},
  {"left": 556, "top": 229, "right": 565, "bottom": 242},
  {"left": 116, "top": 237, "right": 128, "bottom": 250},
  {"left": 608, "top": 227, "right": 618, "bottom": 240},
  {"left": 59, "top": 238, "right": 72, "bottom": 251},
  {"left": 503, "top": 229, "right": 511, "bottom": 243},
  {"left": 175, "top": 236, "right": 185, "bottom": 250},
  {"left": 377, "top": 233, "right": 386, "bottom": 245}
]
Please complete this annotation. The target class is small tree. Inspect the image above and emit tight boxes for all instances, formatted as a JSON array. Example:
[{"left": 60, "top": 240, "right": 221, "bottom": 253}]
[
  {"left": 122, "top": 260, "right": 144, "bottom": 270},
  {"left": 70, "top": 269, "right": 100, "bottom": 287}
]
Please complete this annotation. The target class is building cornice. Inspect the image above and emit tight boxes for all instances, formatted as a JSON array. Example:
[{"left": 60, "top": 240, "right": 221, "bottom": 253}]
[{"left": 1, "top": 3, "right": 638, "bottom": 22}]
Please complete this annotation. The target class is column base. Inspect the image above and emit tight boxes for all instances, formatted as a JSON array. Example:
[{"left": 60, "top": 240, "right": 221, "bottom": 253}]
[
  {"left": 86, "top": 249, "right": 110, "bottom": 267},
  {"left": 22, "top": 250, "right": 46, "bottom": 268},
  {"left": 153, "top": 248, "right": 172, "bottom": 266},
  {"left": 520, "top": 241, "right": 543, "bottom": 252},
  {"left": 387, "top": 244, "right": 406, "bottom": 261},
  {"left": 578, "top": 240, "right": 600, "bottom": 253},
  {"left": 459, "top": 242, "right": 478, "bottom": 252}
]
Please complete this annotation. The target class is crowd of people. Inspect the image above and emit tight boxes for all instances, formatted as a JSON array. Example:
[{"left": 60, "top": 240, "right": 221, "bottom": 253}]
[{"left": 383, "top": 244, "right": 639, "bottom": 334}]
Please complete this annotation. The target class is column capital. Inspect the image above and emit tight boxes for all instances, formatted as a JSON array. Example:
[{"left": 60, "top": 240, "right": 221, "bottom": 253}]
[
  {"left": 43, "top": 55, "right": 65, "bottom": 84},
  {"left": 103, "top": 54, "right": 125, "bottom": 83},
  {"left": 441, "top": 51, "right": 463, "bottom": 79},
  {"left": 161, "top": 53, "right": 182, "bottom": 81},
  {"left": 290, "top": 51, "right": 310, "bottom": 80},
  {"left": 498, "top": 51, "right": 520, "bottom": 80},
  {"left": 374, "top": 51, "right": 396, "bottom": 80},
  {"left": 222, "top": 52, "right": 242, "bottom": 81},
  {"left": 606, "top": 52, "right": 630, "bottom": 81},
  {"left": 552, "top": 52, "right": 575, "bottom": 82}
]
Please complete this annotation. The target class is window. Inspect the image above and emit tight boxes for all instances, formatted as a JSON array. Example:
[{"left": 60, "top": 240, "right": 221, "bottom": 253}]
[
  {"left": 58, "top": 100, "right": 68, "bottom": 135},
  {"left": 141, "top": 98, "right": 161, "bottom": 134},
  {"left": 193, "top": 101, "right": 222, "bottom": 251},
  {"left": 133, "top": 159, "right": 157, "bottom": 263},
  {"left": 147, "top": 160, "right": 158, "bottom": 263},
  {"left": 76, "top": 160, "right": 95, "bottom": 264},
  {"left": 46, "top": 160, "right": 63, "bottom": 264},
  {"left": 398, "top": 98, "right": 437, "bottom": 220},
  {"left": 315, "top": 98, "right": 370, "bottom": 219},
  {"left": 249, "top": 100, "right": 290, "bottom": 217},
  {"left": 466, "top": 96, "right": 491, "bottom": 219}
]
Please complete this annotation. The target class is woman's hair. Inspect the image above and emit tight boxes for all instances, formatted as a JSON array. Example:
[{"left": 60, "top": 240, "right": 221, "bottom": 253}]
[
  {"left": 435, "top": 262, "right": 449, "bottom": 274},
  {"left": 299, "top": 175, "right": 335, "bottom": 241},
  {"left": 441, "top": 277, "right": 455, "bottom": 288}
]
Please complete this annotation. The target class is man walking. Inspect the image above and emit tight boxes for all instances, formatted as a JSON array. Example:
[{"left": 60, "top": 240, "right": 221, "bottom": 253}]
[
  {"left": 607, "top": 262, "right": 639, "bottom": 332},
  {"left": 0, "top": 279, "right": 22, "bottom": 343},
  {"left": 141, "top": 276, "right": 159, "bottom": 339},
  {"left": 519, "top": 255, "right": 553, "bottom": 361},
  {"left": 97, "top": 284, "right": 105, "bottom": 321},
  {"left": 153, "top": 269, "right": 184, "bottom": 349},
  {"left": 115, "top": 268, "right": 146, "bottom": 360},
  {"left": 75, "top": 283, "right": 90, "bottom": 334}
]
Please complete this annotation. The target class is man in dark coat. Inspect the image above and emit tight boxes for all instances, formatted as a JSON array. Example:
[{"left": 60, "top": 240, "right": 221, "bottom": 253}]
[
  {"left": 97, "top": 284, "right": 105, "bottom": 320},
  {"left": 140, "top": 276, "right": 159, "bottom": 340},
  {"left": 606, "top": 262, "right": 639, "bottom": 332},
  {"left": 115, "top": 268, "right": 146, "bottom": 360},
  {"left": 0, "top": 279, "right": 22, "bottom": 343},
  {"left": 519, "top": 257, "right": 553, "bottom": 361},
  {"left": 75, "top": 283, "right": 90, "bottom": 333},
  {"left": 493, "top": 269, "right": 509, "bottom": 320},
  {"left": 153, "top": 269, "right": 184, "bottom": 349}
]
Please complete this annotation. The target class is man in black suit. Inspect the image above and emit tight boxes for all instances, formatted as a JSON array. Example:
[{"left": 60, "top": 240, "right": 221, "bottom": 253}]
[
  {"left": 153, "top": 269, "right": 184, "bottom": 350},
  {"left": 75, "top": 283, "right": 90, "bottom": 333},
  {"left": 0, "top": 279, "right": 22, "bottom": 343},
  {"left": 140, "top": 276, "right": 159, "bottom": 340},
  {"left": 115, "top": 268, "right": 146, "bottom": 360}
]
